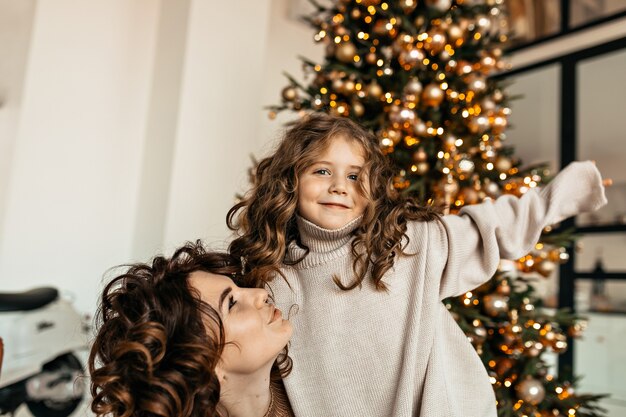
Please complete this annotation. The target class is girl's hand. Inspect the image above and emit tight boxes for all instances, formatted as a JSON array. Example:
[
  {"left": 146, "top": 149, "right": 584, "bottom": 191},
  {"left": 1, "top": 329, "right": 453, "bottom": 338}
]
[{"left": 590, "top": 160, "right": 613, "bottom": 187}]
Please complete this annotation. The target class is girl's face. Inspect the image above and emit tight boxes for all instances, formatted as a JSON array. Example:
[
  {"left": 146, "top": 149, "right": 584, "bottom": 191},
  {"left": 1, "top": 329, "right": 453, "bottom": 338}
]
[
  {"left": 297, "top": 135, "right": 370, "bottom": 230},
  {"left": 188, "top": 272, "right": 292, "bottom": 375}
]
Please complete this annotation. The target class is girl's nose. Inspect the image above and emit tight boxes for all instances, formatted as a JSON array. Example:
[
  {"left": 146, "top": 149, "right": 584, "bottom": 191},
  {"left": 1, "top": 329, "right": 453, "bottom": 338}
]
[{"left": 329, "top": 177, "right": 347, "bottom": 194}]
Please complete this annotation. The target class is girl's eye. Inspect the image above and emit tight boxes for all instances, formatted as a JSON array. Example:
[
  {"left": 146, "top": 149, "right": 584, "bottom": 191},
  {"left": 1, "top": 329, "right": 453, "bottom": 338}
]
[
  {"left": 228, "top": 295, "right": 237, "bottom": 311},
  {"left": 348, "top": 174, "right": 358, "bottom": 181},
  {"left": 314, "top": 168, "right": 330, "bottom": 175}
]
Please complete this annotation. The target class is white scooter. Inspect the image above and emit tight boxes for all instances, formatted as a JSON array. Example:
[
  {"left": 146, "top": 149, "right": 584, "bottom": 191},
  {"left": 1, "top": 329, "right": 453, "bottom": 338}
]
[{"left": 0, "top": 287, "right": 88, "bottom": 417}]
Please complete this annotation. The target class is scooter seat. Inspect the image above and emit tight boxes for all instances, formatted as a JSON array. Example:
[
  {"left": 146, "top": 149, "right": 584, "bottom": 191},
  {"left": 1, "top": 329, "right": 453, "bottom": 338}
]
[{"left": 0, "top": 287, "right": 59, "bottom": 312}]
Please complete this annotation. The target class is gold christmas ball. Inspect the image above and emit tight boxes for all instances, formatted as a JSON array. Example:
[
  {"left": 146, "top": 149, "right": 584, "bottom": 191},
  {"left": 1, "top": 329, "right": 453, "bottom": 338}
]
[
  {"left": 483, "top": 180, "right": 500, "bottom": 197},
  {"left": 367, "top": 81, "right": 384, "bottom": 99},
  {"left": 458, "top": 187, "right": 479, "bottom": 205},
  {"left": 413, "top": 119, "right": 427, "bottom": 136},
  {"left": 568, "top": 321, "right": 587, "bottom": 338},
  {"left": 466, "top": 73, "right": 487, "bottom": 92},
  {"left": 481, "top": 98, "right": 496, "bottom": 112},
  {"left": 491, "top": 115, "right": 508, "bottom": 134},
  {"left": 456, "top": 156, "right": 475, "bottom": 174},
  {"left": 422, "top": 83, "right": 444, "bottom": 107},
  {"left": 404, "top": 77, "right": 423, "bottom": 95},
  {"left": 425, "top": 0, "right": 453, "bottom": 12},
  {"left": 413, "top": 148, "right": 428, "bottom": 162},
  {"left": 536, "top": 259, "right": 556, "bottom": 278},
  {"left": 386, "top": 128, "right": 403, "bottom": 145},
  {"left": 447, "top": 24, "right": 464, "bottom": 43},
  {"left": 424, "top": 29, "right": 447, "bottom": 55},
  {"left": 332, "top": 78, "right": 345, "bottom": 92},
  {"left": 336, "top": 42, "right": 357, "bottom": 63},
  {"left": 468, "top": 116, "right": 490, "bottom": 134},
  {"left": 399, "top": 0, "right": 418, "bottom": 13},
  {"left": 442, "top": 133, "right": 457, "bottom": 150},
  {"left": 480, "top": 54, "right": 497, "bottom": 73},
  {"left": 344, "top": 80, "right": 356, "bottom": 92},
  {"left": 494, "top": 155, "right": 512, "bottom": 172},
  {"left": 441, "top": 178, "right": 459, "bottom": 196},
  {"left": 552, "top": 333, "right": 568, "bottom": 353},
  {"left": 496, "top": 281, "right": 511, "bottom": 296},
  {"left": 366, "top": 52, "right": 378, "bottom": 65},
  {"left": 483, "top": 294, "right": 509, "bottom": 316},
  {"left": 281, "top": 86, "right": 298, "bottom": 102},
  {"left": 352, "top": 101, "right": 365, "bottom": 117},
  {"left": 415, "top": 161, "right": 430, "bottom": 175},
  {"left": 516, "top": 377, "right": 546, "bottom": 405},
  {"left": 475, "top": 14, "right": 492, "bottom": 34},
  {"left": 495, "top": 357, "right": 515, "bottom": 375},
  {"left": 399, "top": 47, "right": 425, "bottom": 68}
]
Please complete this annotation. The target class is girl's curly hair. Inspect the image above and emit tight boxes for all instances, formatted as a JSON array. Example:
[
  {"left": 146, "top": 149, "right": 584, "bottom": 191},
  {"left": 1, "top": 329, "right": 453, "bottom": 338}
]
[
  {"left": 227, "top": 113, "right": 441, "bottom": 291},
  {"left": 89, "top": 241, "right": 291, "bottom": 417}
]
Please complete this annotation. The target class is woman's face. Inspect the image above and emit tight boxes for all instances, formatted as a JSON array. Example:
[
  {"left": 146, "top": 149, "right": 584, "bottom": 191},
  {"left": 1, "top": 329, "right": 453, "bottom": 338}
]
[{"left": 188, "top": 272, "right": 292, "bottom": 375}]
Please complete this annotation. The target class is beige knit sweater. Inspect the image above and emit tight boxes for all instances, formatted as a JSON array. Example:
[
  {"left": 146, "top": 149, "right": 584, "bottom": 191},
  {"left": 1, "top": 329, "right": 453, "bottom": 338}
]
[{"left": 268, "top": 161, "right": 606, "bottom": 417}]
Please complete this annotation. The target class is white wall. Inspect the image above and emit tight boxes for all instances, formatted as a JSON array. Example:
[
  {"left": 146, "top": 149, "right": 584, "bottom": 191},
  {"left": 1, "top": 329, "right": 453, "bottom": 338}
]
[
  {"left": 0, "top": 0, "right": 161, "bottom": 314},
  {"left": 0, "top": 0, "right": 323, "bottom": 317}
]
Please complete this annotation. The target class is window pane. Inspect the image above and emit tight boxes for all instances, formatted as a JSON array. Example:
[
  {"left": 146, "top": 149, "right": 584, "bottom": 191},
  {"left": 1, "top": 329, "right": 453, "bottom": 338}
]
[
  {"left": 576, "top": 48, "right": 626, "bottom": 227},
  {"left": 505, "top": 0, "right": 561, "bottom": 45},
  {"left": 570, "top": 0, "right": 626, "bottom": 28}
]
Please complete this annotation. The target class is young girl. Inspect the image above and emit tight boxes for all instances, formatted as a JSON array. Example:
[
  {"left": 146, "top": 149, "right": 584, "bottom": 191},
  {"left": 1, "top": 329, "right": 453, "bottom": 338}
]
[
  {"left": 227, "top": 114, "right": 607, "bottom": 417},
  {"left": 89, "top": 242, "right": 295, "bottom": 417}
]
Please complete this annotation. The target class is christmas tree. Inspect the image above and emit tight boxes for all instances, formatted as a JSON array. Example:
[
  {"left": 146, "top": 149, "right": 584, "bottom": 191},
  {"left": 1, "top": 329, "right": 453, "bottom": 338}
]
[{"left": 268, "top": 0, "right": 606, "bottom": 416}]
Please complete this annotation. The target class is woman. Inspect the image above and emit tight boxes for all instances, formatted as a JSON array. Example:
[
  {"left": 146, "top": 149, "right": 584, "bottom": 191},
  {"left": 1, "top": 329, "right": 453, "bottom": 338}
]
[{"left": 89, "top": 241, "right": 294, "bottom": 417}]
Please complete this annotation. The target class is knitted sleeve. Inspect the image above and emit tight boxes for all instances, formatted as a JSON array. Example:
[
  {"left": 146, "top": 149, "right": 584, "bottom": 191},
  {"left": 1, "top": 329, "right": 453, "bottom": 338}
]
[{"left": 437, "top": 161, "right": 607, "bottom": 300}]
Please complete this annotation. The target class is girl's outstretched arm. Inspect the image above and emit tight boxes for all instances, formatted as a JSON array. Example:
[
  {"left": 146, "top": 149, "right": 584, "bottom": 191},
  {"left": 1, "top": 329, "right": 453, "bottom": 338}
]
[{"left": 437, "top": 160, "right": 607, "bottom": 300}]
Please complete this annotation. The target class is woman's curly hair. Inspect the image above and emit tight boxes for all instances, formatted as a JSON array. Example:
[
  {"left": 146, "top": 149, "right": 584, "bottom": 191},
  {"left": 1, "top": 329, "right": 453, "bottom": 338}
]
[
  {"left": 227, "top": 113, "right": 441, "bottom": 291},
  {"left": 89, "top": 241, "right": 291, "bottom": 417}
]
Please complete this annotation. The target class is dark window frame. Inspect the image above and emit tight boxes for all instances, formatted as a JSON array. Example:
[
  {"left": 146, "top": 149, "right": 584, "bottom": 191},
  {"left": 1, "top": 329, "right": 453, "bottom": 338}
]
[{"left": 496, "top": 34, "right": 626, "bottom": 378}]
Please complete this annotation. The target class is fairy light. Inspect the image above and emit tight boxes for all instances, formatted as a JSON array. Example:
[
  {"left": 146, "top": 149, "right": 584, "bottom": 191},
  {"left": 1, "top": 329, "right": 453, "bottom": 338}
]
[
  {"left": 486, "top": 162, "right": 494, "bottom": 170},
  {"left": 320, "top": 87, "right": 328, "bottom": 94}
]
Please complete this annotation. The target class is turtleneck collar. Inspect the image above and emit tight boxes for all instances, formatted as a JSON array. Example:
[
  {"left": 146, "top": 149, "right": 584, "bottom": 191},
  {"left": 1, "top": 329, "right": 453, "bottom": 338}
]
[{"left": 286, "top": 216, "right": 362, "bottom": 269}]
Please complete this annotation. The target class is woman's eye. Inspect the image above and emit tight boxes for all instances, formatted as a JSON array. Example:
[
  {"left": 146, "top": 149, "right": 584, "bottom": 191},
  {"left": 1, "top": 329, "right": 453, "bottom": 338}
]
[{"left": 228, "top": 295, "right": 237, "bottom": 311}]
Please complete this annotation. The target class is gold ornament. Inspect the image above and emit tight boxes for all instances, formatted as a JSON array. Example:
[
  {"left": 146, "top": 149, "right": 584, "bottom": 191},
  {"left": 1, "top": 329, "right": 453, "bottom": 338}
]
[
  {"left": 424, "top": 29, "right": 447, "bottom": 55},
  {"left": 404, "top": 77, "right": 423, "bottom": 95},
  {"left": 399, "top": 0, "right": 418, "bottom": 13},
  {"left": 422, "top": 83, "right": 444, "bottom": 107},
  {"left": 425, "top": 0, "right": 453, "bottom": 12},
  {"left": 552, "top": 333, "right": 568, "bottom": 353},
  {"left": 483, "top": 294, "right": 509, "bottom": 316},
  {"left": 399, "top": 47, "right": 425, "bottom": 68},
  {"left": 491, "top": 115, "right": 508, "bottom": 134},
  {"left": 413, "top": 148, "right": 428, "bottom": 162},
  {"left": 447, "top": 24, "right": 464, "bottom": 43},
  {"left": 494, "top": 155, "right": 512, "bottom": 172},
  {"left": 415, "top": 161, "right": 430, "bottom": 175},
  {"left": 495, "top": 357, "right": 515, "bottom": 375},
  {"left": 466, "top": 73, "right": 487, "bottom": 92},
  {"left": 281, "top": 86, "right": 298, "bottom": 102},
  {"left": 336, "top": 42, "right": 357, "bottom": 63},
  {"left": 536, "top": 259, "right": 556, "bottom": 277},
  {"left": 367, "top": 81, "right": 383, "bottom": 99},
  {"left": 496, "top": 279, "right": 511, "bottom": 295},
  {"left": 352, "top": 101, "right": 365, "bottom": 117},
  {"left": 366, "top": 52, "right": 378, "bottom": 64},
  {"left": 468, "top": 116, "right": 490, "bottom": 134},
  {"left": 413, "top": 119, "right": 427, "bottom": 136},
  {"left": 515, "top": 377, "right": 546, "bottom": 405}
]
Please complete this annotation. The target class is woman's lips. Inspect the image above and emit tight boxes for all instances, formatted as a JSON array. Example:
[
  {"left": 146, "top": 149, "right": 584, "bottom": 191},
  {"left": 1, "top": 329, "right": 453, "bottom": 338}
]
[{"left": 269, "top": 307, "right": 283, "bottom": 323}]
